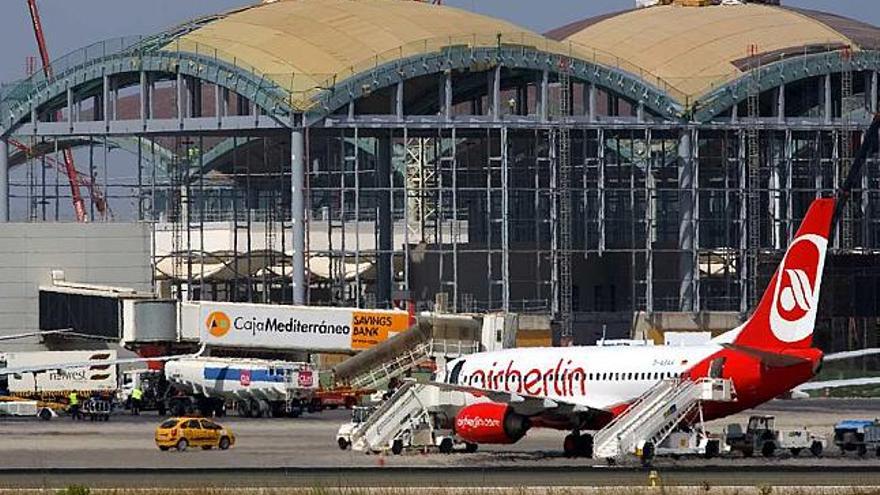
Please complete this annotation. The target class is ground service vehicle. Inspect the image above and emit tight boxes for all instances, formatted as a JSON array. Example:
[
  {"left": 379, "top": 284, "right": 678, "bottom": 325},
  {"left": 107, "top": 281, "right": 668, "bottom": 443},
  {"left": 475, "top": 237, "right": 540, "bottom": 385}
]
[
  {"left": 163, "top": 358, "right": 318, "bottom": 418},
  {"left": 652, "top": 429, "right": 726, "bottom": 459},
  {"left": 3, "top": 350, "right": 118, "bottom": 399},
  {"left": 726, "top": 415, "right": 825, "bottom": 457},
  {"left": 155, "top": 417, "right": 235, "bottom": 451},
  {"left": 834, "top": 419, "right": 879, "bottom": 456},
  {"left": 0, "top": 398, "right": 57, "bottom": 420},
  {"left": 337, "top": 406, "right": 376, "bottom": 450},
  {"left": 865, "top": 424, "right": 880, "bottom": 457}
]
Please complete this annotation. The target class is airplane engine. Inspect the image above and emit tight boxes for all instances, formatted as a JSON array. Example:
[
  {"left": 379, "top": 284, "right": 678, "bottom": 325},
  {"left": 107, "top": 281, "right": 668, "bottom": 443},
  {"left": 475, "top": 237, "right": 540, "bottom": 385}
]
[{"left": 454, "top": 402, "right": 529, "bottom": 444}]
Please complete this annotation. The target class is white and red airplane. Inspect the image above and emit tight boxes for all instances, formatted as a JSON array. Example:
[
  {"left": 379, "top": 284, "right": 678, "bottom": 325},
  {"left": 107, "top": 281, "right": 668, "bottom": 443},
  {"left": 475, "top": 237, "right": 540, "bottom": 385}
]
[{"left": 437, "top": 196, "right": 845, "bottom": 457}]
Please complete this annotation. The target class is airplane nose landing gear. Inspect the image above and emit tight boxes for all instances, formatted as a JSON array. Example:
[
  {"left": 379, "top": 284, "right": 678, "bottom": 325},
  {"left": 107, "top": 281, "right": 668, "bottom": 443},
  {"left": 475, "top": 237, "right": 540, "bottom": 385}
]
[{"left": 563, "top": 432, "right": 594, "bottom": 458}]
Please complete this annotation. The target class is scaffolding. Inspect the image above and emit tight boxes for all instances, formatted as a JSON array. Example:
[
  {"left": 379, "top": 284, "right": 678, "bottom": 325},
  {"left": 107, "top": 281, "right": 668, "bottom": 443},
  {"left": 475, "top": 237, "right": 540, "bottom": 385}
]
[{"left": 0, "top": 31, "right": 879, "bottom": 351}]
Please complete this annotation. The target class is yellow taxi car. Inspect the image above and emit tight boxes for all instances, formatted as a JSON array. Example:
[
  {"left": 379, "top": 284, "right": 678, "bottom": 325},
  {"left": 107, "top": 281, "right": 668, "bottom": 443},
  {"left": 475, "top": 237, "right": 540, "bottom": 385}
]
[{"left": 155, "top": 417, "right": 235, "bottom": 451}]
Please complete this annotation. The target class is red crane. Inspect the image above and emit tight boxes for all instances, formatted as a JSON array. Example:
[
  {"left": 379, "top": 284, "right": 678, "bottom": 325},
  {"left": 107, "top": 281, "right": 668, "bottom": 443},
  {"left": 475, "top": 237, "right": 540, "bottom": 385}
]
[
  {"left": 26, "top": 0, "right": 90, "bottom": 222},
  {"left": 8, "top": 139, "right": 109, "bottom": 217}
]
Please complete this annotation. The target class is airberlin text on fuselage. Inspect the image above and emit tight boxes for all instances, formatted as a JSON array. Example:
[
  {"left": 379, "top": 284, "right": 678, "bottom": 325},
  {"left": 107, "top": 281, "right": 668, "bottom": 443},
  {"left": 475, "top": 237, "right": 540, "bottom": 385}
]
[
  {"left": 233, "top": 316, "right": 350, "bottom": 337},
  {"left": 466, "top": 359, "right": 587, "bottom": 398}
]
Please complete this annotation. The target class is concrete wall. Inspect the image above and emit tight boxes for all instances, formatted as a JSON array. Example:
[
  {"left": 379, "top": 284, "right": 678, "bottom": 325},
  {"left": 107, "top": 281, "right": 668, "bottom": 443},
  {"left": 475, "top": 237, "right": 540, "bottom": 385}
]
[{"left": 0, "top": 223, "right": 151, "bottom": 351}]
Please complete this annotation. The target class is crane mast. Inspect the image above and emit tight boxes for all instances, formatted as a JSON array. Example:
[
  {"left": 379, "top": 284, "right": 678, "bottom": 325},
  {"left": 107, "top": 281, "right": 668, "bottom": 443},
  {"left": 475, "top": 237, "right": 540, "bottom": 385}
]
[{"left": 26, "top": 0, "right": 89, "bottom": 222}]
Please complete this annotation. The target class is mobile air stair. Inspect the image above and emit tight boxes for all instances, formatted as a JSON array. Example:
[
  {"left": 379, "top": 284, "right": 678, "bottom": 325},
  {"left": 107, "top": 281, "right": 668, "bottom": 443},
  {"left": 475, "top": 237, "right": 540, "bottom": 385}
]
[
  {"left": 349, "top": 380, "right": 471, "bottom": 453},
  {"left": 593, "top": 377, "right": 735, "bottom": 461}
]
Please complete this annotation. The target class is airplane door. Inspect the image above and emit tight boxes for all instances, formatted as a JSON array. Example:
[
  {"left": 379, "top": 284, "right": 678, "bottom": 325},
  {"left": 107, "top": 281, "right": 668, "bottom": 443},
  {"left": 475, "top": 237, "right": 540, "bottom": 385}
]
[
  {"left": 448, "top": 360, "right": 465, "bottom": 384},
  {"left": 708, "top": 357, "right": 726, "bottom": 379}
]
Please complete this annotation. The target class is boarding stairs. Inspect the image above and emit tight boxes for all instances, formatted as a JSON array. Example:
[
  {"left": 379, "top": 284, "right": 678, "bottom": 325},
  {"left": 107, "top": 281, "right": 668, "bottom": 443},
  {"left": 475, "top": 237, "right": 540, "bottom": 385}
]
[
  {"left": 350, "top": 380, "right": 434, "bottom": 452},
  {"left": 593, "top": 377, "right": 734, "bottom": 460},
  {"left": 348, "top": 339, "right": 479, "bottom": 390}
]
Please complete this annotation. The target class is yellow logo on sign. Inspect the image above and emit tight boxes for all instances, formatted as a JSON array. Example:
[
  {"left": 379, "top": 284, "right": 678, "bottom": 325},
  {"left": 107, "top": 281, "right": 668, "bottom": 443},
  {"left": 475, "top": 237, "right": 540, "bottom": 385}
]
[{"left": 206, "top": 311, "right": 231, "bottom": 338}]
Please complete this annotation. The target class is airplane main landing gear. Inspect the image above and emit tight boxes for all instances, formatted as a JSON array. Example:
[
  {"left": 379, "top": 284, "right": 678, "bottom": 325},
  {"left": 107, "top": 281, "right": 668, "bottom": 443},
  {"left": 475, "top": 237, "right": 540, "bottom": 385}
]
[{"left": 563, "top": 432, "right": 594, "bottom": 458}]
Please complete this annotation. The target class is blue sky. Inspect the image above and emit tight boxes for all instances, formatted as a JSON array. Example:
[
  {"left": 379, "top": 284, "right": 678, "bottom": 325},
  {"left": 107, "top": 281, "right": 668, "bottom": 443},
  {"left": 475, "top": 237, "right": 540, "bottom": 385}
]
[{"left": 1, "top": 0, "right": 877, "bottom": 81}]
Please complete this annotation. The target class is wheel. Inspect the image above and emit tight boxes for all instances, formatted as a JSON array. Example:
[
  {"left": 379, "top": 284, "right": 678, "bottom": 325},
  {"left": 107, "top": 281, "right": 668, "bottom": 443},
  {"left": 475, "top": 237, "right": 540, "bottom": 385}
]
[
  {"left": 171, "top": 402, "right": 186, "bottom": 417},
  {"left": 810, "top": 442, "right": 824, "bottom": 457},
  {"left": 157, "top": 403, "right": 167, "bottom": 416},
  {"left": 252, "top": 400, "right": 264, "bottom": 418},
  {"left": 761, "top": 442, "right": 776, "bottom": 458},
  {"left": 789, "top": 448, "right": 801, "bottom": 457},
  {"left": 465, "top": 442, "right": 478, "bottom": 453},
  {"left": 176, "top": 439, "right": 188, "bottom": 452},
  {"left": 219, "top": 436, "right": 231, "bottom": 450},
  {"left": 391, "top": 439, "right": 404, "bottom": 455},
  {"left": 438, "top": 438, "right": 454, "bottom": 454},
  {"left": 159, "top": 446, "right": 170, "bottom": 451},
  {"left": 104, "top": 414, "right": 110, "bottom": 422},
  {"left": 742, "top": 448, "right": 754, "bottom": 458},
  {"left": 38, "top": 408, "right": 52, "bottom": 421},
  {"left": 858, "top": 445, "right": 868, "bottom": 457},
  {"left": 338, "top": 438, "right": 350, "bottom": 450},
  {"left": 238, "top": 401, "right": 251, "bottom": 418},
  {"left": 578, "top": 435, "right": 594, "bottom": 458},
  {"left": 704, "top": 440, "right": 720, "bottom": 459},
  {"left": 563, "top": 433, "right": 579, "bottom": 457},
  {"left": 640, "top": 442, "right": 655, "bottom": 467},
  {"left": 875, "top": 447, "right": 880, "bottom": 458}
]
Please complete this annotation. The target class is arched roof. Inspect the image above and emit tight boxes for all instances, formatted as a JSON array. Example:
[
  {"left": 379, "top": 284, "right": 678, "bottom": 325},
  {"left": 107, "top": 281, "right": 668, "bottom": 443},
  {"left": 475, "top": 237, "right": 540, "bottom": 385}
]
[
  {"left": 548, "top": 4, "right": 880, "bottom": 103},
  {"left": 167, "top": 0, "right": 541, "bottom": 104}
]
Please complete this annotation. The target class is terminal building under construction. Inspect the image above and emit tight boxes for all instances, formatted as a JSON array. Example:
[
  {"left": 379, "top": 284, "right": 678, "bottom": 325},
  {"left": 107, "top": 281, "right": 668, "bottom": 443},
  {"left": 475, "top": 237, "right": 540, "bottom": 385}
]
[{"left": 1, "top": 0, "right": 879, "bottom": 355}]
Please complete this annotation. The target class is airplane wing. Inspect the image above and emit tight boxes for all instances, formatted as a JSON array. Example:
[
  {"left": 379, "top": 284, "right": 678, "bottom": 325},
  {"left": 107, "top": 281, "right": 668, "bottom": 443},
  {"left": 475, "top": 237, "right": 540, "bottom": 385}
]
[
  {"left": 0, "top": 344, "right": 206, "bottom": 377},
  {"left": 795, "top": 377, "right": 880, "bottom": 392},
  {"left": 0, "top": 329, "right": 73, "bottom": 342}
]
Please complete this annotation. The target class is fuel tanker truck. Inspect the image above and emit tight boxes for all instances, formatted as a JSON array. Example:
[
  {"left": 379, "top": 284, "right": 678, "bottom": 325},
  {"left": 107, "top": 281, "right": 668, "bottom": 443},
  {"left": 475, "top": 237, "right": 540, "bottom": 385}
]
[{"left": 161, "top": 357, "right": 318, "bottom": 418}]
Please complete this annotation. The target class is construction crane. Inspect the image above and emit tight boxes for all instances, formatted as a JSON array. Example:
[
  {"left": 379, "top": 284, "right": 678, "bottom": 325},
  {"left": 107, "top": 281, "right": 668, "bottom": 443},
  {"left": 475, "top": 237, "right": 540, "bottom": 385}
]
[
  {"left": 26, "top": 0, "right": 90, "bottom": 222},
  {"left": 7, "top": 139, "right": 108, "bottom": 218}
]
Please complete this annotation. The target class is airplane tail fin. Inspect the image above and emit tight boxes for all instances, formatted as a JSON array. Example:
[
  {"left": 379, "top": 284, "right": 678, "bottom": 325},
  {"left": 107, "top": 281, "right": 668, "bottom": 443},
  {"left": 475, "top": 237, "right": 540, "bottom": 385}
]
[{"left": 730, "top": 198, "right": 836, "bottom": 351}]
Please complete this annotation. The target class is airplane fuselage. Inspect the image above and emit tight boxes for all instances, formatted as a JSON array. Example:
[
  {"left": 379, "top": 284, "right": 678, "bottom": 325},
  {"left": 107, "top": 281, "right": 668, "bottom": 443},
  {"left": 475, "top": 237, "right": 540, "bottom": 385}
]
[{"left": 442, "top": 342, "right": 821, "bottom": 429}]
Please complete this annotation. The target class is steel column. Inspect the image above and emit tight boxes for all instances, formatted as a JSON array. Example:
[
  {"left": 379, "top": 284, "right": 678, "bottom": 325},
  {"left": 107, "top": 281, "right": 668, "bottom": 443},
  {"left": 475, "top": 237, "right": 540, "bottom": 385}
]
[
  {"left": 444, "top": 71, "right": 453, "bottom": 120},
  {"left": 67, "top": 87, "right": 74, "bottom": 130},
  {"left": 738, "top": 130, "right": 748, "bottom": 315},
  {"left": 0, "top": 139, "right": 7, "bottom": 222},
  {"left": 873, "top": 71, "right": 879, "bottom": 114},
  {"left": 824, "top": 74, "right": 833, "bottom": 125},
  {"left": 678, "top": 128, "right": 695, "bottom": 312},
  {"left": 290, "top": 128, "right": 306, "bottom": 305},
  {"left": 139, "top": 71, "right": 148, "bottom": 126},
  {"left": 589, "top": 84, "right": 597, "bottom": 123},
  {"left": 492, "top": 66, "right": 502, "bottom": 121},
  {"left": 777, "top": 84, "right": 785, "bottom": 124},
  {"left": 501, "top": 126, "right": 509, "bottom": 312},
  {"left": 102, "top": 75, "right": 110, "bottom": 127},
  {"left": 395, "top": 82, "right": 404, "bottom": 120},
  {"left": 539, "top": 70, "right": 549, "bottom": 122},
  {"left": 377, "top": 133, "right": 393, "bottom": 308}
]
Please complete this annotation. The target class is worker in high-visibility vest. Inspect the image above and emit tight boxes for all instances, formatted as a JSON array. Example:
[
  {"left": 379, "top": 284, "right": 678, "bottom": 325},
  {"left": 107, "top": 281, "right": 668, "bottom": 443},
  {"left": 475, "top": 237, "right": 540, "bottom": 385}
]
[
  {"left": 131, "top": 387, "right": 144, "bottom": 416},
  {"left": 68, "top": 391, "right": 81, "bottom": 421}
]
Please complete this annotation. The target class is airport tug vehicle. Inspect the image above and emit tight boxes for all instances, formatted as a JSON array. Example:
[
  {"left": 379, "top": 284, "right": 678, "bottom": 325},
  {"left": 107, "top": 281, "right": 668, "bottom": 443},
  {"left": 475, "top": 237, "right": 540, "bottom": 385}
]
[{"left": 726, "top": 415, "right": 826, "bottom": 458}]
